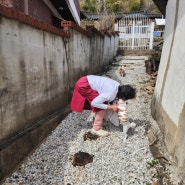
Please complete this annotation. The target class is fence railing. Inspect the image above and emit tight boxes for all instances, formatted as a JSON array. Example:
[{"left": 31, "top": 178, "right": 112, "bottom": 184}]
[
  {"left": 115, "top": 14, "right": 155, "bottom": 50},
  {"left": 118, "top": 22, "right": 154, "bottom": 50}
]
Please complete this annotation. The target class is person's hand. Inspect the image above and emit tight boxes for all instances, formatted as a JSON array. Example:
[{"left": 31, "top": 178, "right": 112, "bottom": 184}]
[
  {"left": 117, "top": 105, "right": 126, "bottom": 111},
  {"left": 107, "top": 104, "right": 119, "bottom": 112}
]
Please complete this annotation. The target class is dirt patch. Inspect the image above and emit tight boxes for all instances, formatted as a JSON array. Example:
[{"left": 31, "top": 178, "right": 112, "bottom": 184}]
[
  {"left": 83, "top": 131, "right": 99, "bottom": 141},
  {"left": 69, "top": 151, "right": 94, "bottom": 167}
]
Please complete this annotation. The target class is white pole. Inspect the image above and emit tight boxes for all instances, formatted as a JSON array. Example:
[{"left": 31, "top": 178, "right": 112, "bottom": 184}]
[
  {"left": 131, "top": 21, "right": 135, "bottom": 50},
  {"left": 149, "top": 22, "right": 154, "bottom": 49}
]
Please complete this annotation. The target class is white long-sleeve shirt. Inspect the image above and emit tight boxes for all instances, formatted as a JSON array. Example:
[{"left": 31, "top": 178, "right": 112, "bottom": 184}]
[{"left": 87, "top": 75, "right": 120, "bottom": 109}]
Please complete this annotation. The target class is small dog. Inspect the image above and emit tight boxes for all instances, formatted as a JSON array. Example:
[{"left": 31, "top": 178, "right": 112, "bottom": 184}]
[
  {"left": 119, "top": 65, "right": 125, "bottom": 77},
  {"left": 117, "top": 99, "right": 128, "bottom": 123},
  {"left": 117, "top": 99, "right": 136, "bottom": 136}
]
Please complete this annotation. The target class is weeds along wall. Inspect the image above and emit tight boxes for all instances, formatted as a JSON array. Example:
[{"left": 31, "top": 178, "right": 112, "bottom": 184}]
[{"left": 0, "top": 6, "right": 119, "bottom": 181}]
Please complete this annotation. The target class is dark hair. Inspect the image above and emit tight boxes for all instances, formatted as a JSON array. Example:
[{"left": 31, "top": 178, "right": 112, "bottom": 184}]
[{"left": 117, "top": 85, "right": 136, "bottom": 100}]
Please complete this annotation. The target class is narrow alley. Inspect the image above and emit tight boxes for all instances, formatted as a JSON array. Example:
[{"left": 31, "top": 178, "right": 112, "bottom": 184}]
[{"left": 3, "top": 56, "right": 177, "bottom": 185}]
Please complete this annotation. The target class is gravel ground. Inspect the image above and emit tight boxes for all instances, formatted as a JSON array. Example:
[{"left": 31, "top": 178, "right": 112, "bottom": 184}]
[{"left": 3, "top": 56, "right": 178, "bottom": 185}]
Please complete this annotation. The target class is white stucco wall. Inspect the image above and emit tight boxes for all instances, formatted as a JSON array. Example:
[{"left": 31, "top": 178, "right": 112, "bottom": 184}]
[
  {"left": 154, "top": 0, "right": 185, "bottom": 125},
  {"left": 152, "top": 0, "right": 185, "bottom": 180}
]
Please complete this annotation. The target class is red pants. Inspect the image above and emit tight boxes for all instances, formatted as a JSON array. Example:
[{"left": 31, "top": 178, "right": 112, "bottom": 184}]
[
  {"left": 70, "top": 76, "right": 105, "bottom": 130},
  {"left": 70, "top": 76, "right": 102, "bottom": 113}
]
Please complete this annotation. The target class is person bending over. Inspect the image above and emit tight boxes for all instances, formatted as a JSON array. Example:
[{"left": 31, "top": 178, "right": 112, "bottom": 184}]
[{"left": 70, "top": 75, "right": 136, "bottom": 137}]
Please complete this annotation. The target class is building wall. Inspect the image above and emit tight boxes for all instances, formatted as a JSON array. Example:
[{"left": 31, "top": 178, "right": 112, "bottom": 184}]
[
  {"left": 12, "top": 0, "right": 24, "bottom": 12},
  {"left": 0, "top": 0, "right": 54, "bottom": 24},
  {"left": 27, "top": 0, "right": 53, "bottom": 24},
  {"left": 0, "top": 10, "right": 118, "bottom": 181},
  {"left": 151, "top": 0, "right": 185, "bottom": 180},
  {"left": 0, "top": 0, "right": 13, "bottom": 8},
  {"left": 0, "top": 0, "right": 81, "bottom": 26}
]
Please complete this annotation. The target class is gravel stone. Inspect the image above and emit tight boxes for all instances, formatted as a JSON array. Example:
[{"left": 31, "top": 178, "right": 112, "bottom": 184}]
[{"left": 3, "top": 56, "right": 176, "bottom": 185}]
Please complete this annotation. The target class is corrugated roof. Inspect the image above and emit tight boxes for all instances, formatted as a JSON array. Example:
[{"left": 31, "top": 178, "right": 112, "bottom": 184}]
[{"left": 83, "top": 11, "right": 163, "bottom": 21}]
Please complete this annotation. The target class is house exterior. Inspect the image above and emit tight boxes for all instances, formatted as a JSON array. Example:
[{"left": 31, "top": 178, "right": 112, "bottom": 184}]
[
  {"left": 0, "top": 0, "right": 81, "bottom": 25},
  {"left": 151, "top": 0, "right": 185, "bottom": 182}
]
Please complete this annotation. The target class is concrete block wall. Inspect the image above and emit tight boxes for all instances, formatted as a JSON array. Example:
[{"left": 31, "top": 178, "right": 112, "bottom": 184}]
[
  {"left": 151, "top": 0, "right": 185, "bottom": 180},
  {"left": 0, "top": 5, "right": 119, "bottom": 181},
  {"left": 0, "top": 17, "right": 70, "bottom": 182},
  {"left": 103, "top": 32, "right": 112, "bottom": 66}
]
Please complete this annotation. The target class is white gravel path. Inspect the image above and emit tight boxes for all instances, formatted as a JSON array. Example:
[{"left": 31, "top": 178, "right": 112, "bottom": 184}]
[{"left": 3, "top": 56, "right": 168, "bottom": 185}]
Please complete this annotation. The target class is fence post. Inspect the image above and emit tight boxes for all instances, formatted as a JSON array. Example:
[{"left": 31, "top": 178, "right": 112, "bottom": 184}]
[
  {"left": 131, "top": 21, "right": 135, "bottom": 49},
  {"left": 149, "top": 22, "right": 154, "bottom": 49}
]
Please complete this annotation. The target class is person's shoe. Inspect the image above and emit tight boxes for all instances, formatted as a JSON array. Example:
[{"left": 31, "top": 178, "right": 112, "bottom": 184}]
[{"left": 90, "top": 128, "right": 109, "bottom": 137}]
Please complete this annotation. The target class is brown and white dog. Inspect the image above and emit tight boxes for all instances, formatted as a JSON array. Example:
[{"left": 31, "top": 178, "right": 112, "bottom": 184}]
[
  {"left": 117, "top": 99, "right": 128, "bottom": 122},
  {"left": 117, "top": 99, "right": 136, "bottom": 136},
  {"left": 119, "top": 65, "right": 125, "bottom": 77}
]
